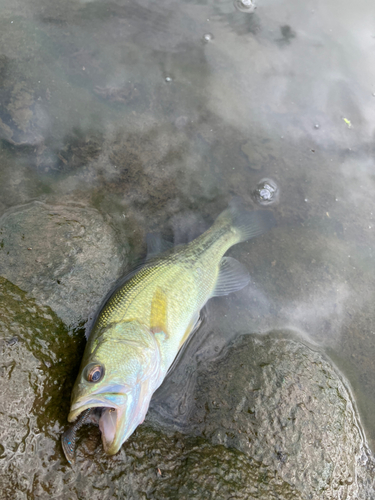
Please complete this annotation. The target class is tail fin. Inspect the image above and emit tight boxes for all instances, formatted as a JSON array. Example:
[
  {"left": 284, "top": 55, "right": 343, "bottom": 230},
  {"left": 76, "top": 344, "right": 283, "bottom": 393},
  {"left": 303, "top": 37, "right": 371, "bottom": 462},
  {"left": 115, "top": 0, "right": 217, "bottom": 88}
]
[{"left": 215, "top": 200, "right": 276, "bottom": 243}]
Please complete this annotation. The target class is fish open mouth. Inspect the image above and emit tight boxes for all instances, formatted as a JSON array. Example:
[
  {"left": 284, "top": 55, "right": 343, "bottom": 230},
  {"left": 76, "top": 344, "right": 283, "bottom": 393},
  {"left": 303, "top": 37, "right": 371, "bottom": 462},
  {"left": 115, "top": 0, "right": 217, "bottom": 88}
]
[
  {"left": 68, "top": 401, "right": 115, "bottom": 422},
  {"left": 68, "top": 398, "right": 124, "bottom": 450},
  {"left": 62, "top": 405, "right": 119, "bottom": 464}
]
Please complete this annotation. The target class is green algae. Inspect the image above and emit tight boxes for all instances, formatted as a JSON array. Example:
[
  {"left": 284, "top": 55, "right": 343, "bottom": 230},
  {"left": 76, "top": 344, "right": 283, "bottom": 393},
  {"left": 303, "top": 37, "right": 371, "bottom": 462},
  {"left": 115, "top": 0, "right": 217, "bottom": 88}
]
[{"left": 0, "top": 276, "right": 85, "bottom": 428}]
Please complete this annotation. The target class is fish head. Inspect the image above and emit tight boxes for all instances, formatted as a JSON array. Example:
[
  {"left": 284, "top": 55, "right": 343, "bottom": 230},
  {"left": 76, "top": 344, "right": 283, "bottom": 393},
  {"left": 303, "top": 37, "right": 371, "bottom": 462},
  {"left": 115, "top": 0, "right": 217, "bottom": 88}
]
[{"left": 68, "top": 320, "right": 162, "bottom": 455}]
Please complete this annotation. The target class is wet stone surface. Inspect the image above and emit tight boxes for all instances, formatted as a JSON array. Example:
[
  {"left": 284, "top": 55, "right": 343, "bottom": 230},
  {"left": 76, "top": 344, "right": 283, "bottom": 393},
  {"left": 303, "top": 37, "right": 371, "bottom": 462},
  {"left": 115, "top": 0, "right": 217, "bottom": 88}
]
[
  {"left": 0, "top": 201, "right": 128, "bottom": 327},
  {"left": 171, "top": 334, "right": 375, "bottom": 499},
  {"left": 0, "top": 277, "right": 85, "bottom": 499}
]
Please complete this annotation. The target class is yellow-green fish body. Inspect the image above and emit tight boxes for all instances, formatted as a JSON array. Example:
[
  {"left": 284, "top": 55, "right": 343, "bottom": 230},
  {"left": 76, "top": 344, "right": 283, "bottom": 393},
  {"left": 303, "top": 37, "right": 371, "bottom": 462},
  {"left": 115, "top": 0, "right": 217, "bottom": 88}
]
[{"left": 67, "top": 204, "right": 274, "bottom": 456}]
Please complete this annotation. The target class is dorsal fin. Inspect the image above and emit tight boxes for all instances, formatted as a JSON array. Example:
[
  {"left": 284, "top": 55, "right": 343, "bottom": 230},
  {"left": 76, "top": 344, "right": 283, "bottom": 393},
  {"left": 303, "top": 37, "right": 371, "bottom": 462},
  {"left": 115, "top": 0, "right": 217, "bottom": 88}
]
[{"left": 146, "top": 233, "right": 173, "bottom": 260}]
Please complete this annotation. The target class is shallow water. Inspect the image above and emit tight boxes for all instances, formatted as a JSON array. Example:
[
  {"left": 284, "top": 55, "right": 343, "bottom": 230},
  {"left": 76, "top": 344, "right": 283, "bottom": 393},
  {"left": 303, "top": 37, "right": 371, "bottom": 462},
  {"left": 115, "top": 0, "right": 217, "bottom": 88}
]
[{"left": 1, "top": 0, "right": 375, "bottom": 494}]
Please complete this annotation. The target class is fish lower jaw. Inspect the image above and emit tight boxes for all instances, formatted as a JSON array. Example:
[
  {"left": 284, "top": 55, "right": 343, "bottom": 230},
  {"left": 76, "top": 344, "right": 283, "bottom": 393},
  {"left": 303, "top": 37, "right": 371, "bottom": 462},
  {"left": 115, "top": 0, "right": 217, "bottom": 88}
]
[
  {"left": 99, "top": 407, "right": 123, "bottom": 455},
  {"left": 102, "top": 435, "right": 121, "bottom": 455}
]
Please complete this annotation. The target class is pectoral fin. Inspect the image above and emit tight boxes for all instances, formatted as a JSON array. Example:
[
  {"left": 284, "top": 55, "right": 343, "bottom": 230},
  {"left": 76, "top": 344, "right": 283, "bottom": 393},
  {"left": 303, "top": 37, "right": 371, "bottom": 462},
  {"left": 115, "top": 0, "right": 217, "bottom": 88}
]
[
  {"left": 150, "top": 287, "right": 168, "bottom": 338},
  {"left": 178, "top": 312, "right": 201, "bottom": 350},
  {"left": 167, "top": 312, "right": 202, "bottom": 376},
  {"left": 212, "top": 256, "right": 250, "bottom": 297}
]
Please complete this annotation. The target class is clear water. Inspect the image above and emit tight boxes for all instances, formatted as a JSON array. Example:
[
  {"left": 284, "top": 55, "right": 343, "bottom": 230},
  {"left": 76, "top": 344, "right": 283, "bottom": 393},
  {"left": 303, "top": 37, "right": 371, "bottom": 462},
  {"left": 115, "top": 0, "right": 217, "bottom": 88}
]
[{"left": 1, "top": 0, "right": 375, "bottom": 472}]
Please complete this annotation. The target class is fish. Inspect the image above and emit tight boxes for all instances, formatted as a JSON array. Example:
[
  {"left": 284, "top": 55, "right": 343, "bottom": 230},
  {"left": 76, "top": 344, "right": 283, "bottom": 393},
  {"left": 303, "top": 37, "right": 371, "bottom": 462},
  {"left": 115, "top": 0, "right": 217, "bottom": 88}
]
[{"left": 63, "top": 203, "right": 275, "bottom": 461}]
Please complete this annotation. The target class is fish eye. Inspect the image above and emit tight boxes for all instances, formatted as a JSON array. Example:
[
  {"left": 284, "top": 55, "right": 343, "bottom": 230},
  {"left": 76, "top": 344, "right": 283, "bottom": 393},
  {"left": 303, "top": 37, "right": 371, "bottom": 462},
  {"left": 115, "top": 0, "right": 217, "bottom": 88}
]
[{"left": 86, "top": 364, "right": 104, "bottom": 383}]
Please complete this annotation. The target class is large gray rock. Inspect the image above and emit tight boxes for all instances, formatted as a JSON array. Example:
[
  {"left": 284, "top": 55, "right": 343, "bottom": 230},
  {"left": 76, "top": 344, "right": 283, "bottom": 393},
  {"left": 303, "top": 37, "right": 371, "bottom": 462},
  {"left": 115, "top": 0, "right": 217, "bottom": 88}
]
[
  {"left": 0, "top": 201, "right": 128, "bottom": 327},
  {"left": 172, "top": 333, "right": 375, "bottom": 500}
]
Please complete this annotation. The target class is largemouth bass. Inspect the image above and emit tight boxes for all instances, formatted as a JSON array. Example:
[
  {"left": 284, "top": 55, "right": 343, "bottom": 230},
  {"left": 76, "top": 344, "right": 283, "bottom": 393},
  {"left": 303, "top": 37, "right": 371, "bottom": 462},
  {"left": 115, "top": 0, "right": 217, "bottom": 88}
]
[{"left": 64, "top": 203, "right": 274, "bottom": 460}]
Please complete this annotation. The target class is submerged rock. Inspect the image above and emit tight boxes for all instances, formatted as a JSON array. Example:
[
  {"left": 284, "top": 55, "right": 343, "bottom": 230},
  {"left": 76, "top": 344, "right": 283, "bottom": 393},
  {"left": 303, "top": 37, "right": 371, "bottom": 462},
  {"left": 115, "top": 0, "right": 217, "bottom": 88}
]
[
  {"left": 0, "top": 58, "right": 47, "bottom": 147},
  {"left": 175, "top": 333, "right": 375, "bottom": 500},
  {"left": 0, "top": 201, "right": 127, "bottom": 327}
]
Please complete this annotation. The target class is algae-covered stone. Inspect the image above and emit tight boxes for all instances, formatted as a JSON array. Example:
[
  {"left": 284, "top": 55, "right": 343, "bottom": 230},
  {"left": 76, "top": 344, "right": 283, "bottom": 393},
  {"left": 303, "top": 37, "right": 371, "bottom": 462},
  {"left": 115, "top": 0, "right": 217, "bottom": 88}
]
[
  {"left": 179, "top": 333, "right": 375, "bottom": 499},
  {"left": 0, "top": 277, "right": 84, "bottom": 498},
  {"left": 0, "top": 201, "right": 127, "bottom": 327}
]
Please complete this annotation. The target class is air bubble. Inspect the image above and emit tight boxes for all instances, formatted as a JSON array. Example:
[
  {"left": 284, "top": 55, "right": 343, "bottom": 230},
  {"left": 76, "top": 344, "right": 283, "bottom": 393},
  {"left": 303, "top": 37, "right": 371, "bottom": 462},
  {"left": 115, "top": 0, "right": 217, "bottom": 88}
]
[
  {"left": 165, "top": 76, "right": 172, "bottom": 83},
  {"left": 314, "top": 124, "right": 320, "bottom": 129},
  {"left": 233, "top": 0, "right": 256, "bottom": 13},
  {"left": 203, "top": 33, "right": 214, "bottom": 42},
  {"left": 253, "top": 178, "right": 279, "bottom": 205}
]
